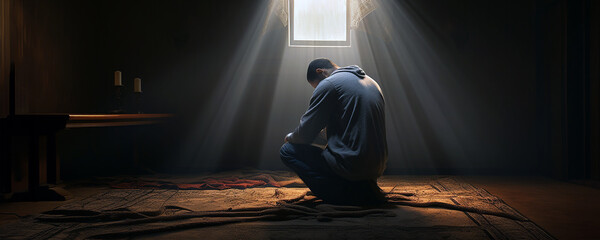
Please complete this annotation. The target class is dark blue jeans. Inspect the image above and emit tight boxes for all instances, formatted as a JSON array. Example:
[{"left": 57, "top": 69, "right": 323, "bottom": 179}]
[{"left": 280, "top": 143, "right": 384, "bottom": 205}]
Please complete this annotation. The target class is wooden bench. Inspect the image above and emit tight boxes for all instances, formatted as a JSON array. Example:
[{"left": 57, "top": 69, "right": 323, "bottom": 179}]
[{"left": 0, "top": 114, "right": 171, "bottom": 200}]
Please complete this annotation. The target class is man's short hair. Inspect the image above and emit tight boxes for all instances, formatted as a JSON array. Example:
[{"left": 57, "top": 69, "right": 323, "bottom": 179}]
[{"left": 307, "top": 58, "right": 337, "bottom": 82}]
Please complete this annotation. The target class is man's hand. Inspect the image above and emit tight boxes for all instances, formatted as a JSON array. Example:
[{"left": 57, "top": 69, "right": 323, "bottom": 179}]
[{"left": 284, "top": 132, "right": 293, "bottom": 143}]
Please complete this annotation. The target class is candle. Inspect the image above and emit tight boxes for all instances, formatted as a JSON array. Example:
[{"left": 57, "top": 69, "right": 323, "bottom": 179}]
[
  {"left": 114, "top": 71, "right": 122, "bottom": 86},
  {"left": 134, "top": 78, "right": 142, "bottom": 92}
]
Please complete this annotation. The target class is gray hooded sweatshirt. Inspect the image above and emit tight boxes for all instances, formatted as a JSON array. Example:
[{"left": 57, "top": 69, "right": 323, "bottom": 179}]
[{"left": 288, "top": 65, "right": 388, "bottom": 181}]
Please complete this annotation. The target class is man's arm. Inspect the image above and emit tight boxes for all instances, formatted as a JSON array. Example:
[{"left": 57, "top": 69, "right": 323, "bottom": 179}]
[{"left": 286, "top": 81, "right": 336, "bottom": 144}]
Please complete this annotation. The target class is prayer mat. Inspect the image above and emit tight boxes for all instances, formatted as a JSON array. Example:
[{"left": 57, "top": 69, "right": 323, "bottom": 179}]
[{"left": 0, "top": 175, "right": 555, "bottom": 240}]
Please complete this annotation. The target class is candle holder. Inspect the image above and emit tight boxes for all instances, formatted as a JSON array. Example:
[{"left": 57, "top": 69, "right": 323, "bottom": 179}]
[
  {"left": 110, "top": 85, "right": 125, "bottom": 114},
  {"left": 134, "top": 91, "right": 143, "bottom": 114}
]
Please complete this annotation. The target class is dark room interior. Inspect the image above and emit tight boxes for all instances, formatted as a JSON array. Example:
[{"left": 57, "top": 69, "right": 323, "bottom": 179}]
[{"left": 0, "top": 0, "right": 599, "bottom": 239}]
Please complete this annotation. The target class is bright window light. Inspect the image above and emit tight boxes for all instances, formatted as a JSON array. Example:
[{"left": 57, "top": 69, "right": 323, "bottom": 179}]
[{"left": 289, "top": 0, "right": 350, "bottom": 47}]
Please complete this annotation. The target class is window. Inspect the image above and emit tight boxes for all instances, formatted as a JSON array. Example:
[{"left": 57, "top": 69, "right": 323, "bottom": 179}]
[{"left": 289, "top": 0, "right": 350, "bottom": 47}]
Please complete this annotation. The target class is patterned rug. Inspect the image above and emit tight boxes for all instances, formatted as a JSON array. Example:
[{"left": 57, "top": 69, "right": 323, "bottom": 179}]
[{"left": 0, "top": 174, "right": 555, "bottom": 240}]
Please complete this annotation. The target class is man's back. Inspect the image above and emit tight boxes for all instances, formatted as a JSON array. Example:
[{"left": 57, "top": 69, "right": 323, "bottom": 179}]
[{"left": 321, "top": 66, "right": 387, "bottom": 181}]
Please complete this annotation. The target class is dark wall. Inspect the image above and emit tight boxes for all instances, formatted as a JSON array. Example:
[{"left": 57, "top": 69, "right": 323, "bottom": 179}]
[
  {"left": 592, "top": 0, "right": 600, "bottom": 180},
  {"left": 1, "top": 0, "right": 261, "bottom": 115},
  {"left": 359, "top": 0, "right": 538, "bottom": 174},
  {"left": 1, "top": 0, "right": 598, "bottom": 178},
  {"left": 535, "top": 0, "right": 600, "bottom": 180}
]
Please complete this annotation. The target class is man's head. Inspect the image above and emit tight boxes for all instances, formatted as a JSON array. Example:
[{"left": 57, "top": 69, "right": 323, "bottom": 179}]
[{"left": 306, "top": 58, "right": 339, "bottom": 88}]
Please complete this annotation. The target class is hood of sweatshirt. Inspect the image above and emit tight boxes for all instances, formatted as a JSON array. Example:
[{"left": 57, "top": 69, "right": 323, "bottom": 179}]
[{"left": 331, "top": 65, "right": 366, "bottom": 79}]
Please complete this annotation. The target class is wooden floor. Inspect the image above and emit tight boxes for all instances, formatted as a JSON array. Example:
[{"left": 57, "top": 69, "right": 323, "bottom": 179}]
[
  {"left": 0, "top": 176, "right": 598, "bottom": 239},
  {"left": 464, "top": 176, "right": 600, "bottom": 240}
]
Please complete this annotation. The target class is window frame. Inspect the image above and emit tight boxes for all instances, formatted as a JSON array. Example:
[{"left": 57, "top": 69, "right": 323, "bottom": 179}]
[{"left": 288, "top": 0, "right": 351, "bottom": 47}]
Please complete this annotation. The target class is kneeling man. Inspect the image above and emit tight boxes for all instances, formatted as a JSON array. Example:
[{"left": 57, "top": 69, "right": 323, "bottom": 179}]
[{"left": 280, "top": 58, "right": 388, "bottom": 205}]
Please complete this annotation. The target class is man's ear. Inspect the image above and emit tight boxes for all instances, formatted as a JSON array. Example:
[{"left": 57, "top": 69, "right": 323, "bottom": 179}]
[{"left": 316, "top": 68, "right": 328, "bottom": 79}]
